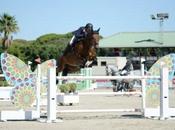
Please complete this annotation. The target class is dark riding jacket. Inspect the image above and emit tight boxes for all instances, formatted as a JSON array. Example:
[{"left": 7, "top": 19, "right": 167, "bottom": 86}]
[
  {"left": 72, "top": 27, "right": 87, "bottom": 39},
  {"left": 122, "top": 60, "right": 132, "bottom": 72}
]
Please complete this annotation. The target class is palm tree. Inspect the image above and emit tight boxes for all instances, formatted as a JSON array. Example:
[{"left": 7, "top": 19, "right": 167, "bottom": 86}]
[{"left": 0, "top": 13, "right": 19, "bottom": 51}]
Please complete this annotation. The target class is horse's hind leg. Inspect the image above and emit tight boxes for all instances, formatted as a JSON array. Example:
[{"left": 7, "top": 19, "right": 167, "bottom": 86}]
[
  {"left": 57, "top": 65, "right": 64, "bottom": 73},
  {"left": 56, "top": 57, "right": 66, "bottom": 73},
  {"left": 62, "top": 68, "right": 68, "bottom": 76}
]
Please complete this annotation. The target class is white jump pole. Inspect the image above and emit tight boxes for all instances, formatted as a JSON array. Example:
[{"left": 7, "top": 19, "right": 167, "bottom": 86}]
[
  {"left": 58, "top": 72, "right": 62, "bottom": 85},
  {"left": 47, "top": 67, "right": 57, "bottom": 123},
  {"left": 141, "top": 57, "right": 146, "bottom": 115},
  {"left": 36, "top": 64, "right": 41, "bottom": 115},
  {"left": 160, "top": 67, "right": 169, "bottom": 120}
]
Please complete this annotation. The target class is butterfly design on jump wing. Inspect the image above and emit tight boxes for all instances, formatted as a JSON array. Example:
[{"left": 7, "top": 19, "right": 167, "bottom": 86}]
[
  {"left": 34, "top": 58, "right": 56, "bottom": 93},
  {"left": 1, "top": 53, "right": 56, "bottom": 110},
  {"left": 145, "top": 53, "right": 175, "bottom": 108}
]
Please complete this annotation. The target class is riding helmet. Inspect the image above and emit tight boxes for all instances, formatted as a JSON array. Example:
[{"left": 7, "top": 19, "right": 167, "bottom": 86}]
[{"left": 85, "top": 23, "right": 93, "bottom": 31}]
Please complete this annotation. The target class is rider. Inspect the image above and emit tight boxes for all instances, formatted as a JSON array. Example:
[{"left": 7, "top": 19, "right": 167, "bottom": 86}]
[
  {"left": 69, "top": 23, "right": 94, "bottom": 48},
  {"left": 121, "top": 57, "right": 133, "bottom": 75}
]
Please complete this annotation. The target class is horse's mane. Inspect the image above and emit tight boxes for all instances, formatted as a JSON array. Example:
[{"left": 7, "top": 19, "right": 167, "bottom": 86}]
[{"left": 93, "top": 30, "right": 100, "bottom": 34}]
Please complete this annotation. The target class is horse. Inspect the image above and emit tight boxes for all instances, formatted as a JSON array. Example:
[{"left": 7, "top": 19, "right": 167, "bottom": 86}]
[
  {"left": 57, "top": 28, "right": 100, "bottom": 76},
  {"left": 106, "top": 64, "right": 136, "bottom": 92}
]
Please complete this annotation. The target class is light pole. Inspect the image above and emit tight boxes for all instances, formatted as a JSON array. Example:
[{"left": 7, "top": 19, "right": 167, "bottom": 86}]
[{"left": 151, "top": 13, "right": 169, "bottom": 44}]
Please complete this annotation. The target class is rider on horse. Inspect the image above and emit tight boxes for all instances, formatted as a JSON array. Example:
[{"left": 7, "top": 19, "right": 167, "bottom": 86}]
[
  {"left": 120, "top": 57, "right": 133, "bottom": 75},
  {"left": 69, "top": 23, "right": 94, "bottom": 49}
]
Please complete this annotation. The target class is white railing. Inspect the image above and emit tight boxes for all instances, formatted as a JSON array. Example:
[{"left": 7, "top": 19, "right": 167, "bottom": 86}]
[
  {"left": 0, "top": 65, "right": 171, "bottom": 122},
  {"left": 46, "top": 66, "right": 170, "bottom": 122},
  {"left": 0, "top": 74, "right": 4, "bottom": 77},
  {"left": 56, "top": 75, "right": 160, "bottom": 80}
]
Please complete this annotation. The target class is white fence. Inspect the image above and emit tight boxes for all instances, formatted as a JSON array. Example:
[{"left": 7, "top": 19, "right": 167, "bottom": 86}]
[
  {"left": 45, "top": 66, "right": 173, "bottom": 122},
  {"left": 0, "top": 87, "right": 12, "bottom": 101},
  {"left": 0, "top": 74, "right": 12, "bottom": 101},
  {"left": 0, "top": 66, "right": 174, "bottom": 122}
]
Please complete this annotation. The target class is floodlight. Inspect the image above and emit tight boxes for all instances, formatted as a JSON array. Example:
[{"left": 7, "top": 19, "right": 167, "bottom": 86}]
[{"left": 157, "top": 13, "right": 169, "bottom": 19}]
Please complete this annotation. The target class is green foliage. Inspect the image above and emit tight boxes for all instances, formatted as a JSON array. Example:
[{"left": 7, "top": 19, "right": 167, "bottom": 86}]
[
  {"left": 36, "top": 33, "right": 72, "bottom": 44},
  {"left": 97, "top": 48, "right": 114, "bottom": 56},
  {"left": 0, "top": 80, "right": 9, "bottom": 86},
  {"left": 0, "top": 13, "right": 19, "bottom": 50},
  {"left": 69, "top": 83, "right": 77, "bottom": 92},
  {"left": 0, "top": 13, "right": 19, "bottom": 34},
  {"left": 13, "top": 39, "right": 28, "bottom": 44},
  {"left": 97, "top": 47, "right": 175, "bottom": 57},
  {"left": 0, "top": 32, "right": 72, "bottom": 71},
  {"left": 58, "top": 83, "right": 77, "bottom": 93},
  {"left": 59, "top": 84, "right": 69, "bottom": 93}
]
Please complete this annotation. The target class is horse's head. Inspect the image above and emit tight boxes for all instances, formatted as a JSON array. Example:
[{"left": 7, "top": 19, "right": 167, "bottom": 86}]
[
  {"left": 92, "top": 28, "right": 100, "bottom": 48},
  {"left": 87, "top": 28, "right": 100, "bottom": 61}
]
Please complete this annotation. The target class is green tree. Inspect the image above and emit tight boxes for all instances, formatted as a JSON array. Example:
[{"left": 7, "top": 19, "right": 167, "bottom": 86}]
[{"left": 0, "top": 13, "right": 19, "bottom": 50}]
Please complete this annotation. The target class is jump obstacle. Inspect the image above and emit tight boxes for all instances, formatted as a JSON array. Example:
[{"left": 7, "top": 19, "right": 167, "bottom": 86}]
[
  {"left": 45, "top": 65, "right": 174, "bottom": 122},
  {"left": 0, "top": 65, "right": 41, "bottom": 121},
  {"left": 0, "top": 64, "right": 174, "bottom": 122}
]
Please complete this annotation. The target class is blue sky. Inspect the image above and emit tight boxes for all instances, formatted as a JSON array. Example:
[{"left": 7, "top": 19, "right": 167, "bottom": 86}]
[{"left": 0, "top": 0, "right": 175, "bottom": 40}]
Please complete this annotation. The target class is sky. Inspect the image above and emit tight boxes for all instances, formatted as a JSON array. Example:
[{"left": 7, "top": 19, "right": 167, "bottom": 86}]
[{"left": 0, "top": 0, "right": 175, "bottom": 40}]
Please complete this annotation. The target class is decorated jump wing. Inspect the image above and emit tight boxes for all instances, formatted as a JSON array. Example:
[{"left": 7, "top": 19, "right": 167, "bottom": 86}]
[
  {"left": 145, "top": 53, "right": 175, "bottom": 108},
  {"left": 1, "top": 53, "right": 36, "bottom": 109},
  {"left": 34, "top": 59, "right": 56, "bottom": 93}
]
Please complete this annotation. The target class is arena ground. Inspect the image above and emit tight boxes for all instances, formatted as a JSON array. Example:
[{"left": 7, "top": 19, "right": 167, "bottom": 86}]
[{"left": 0, "top": 88, "right": 175, "bottom": 130}]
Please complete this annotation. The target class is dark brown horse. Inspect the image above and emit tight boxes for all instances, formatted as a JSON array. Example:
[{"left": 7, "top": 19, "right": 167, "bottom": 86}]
[{"left": 57, "top": 29, "right": 100, "bottom": 76}]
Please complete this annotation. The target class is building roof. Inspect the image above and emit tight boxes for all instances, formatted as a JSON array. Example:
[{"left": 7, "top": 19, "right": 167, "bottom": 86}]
[{"left": 99, "top": 31, "right": 175, "bottom": 48}]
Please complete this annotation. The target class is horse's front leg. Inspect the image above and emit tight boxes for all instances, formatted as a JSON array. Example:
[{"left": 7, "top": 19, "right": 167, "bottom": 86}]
[
  {"left": 85, "top": 57, "right": 97, "bottom": 67},
  {"left": 79, "top": 58, "right": 87, "bottom": 68}
]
